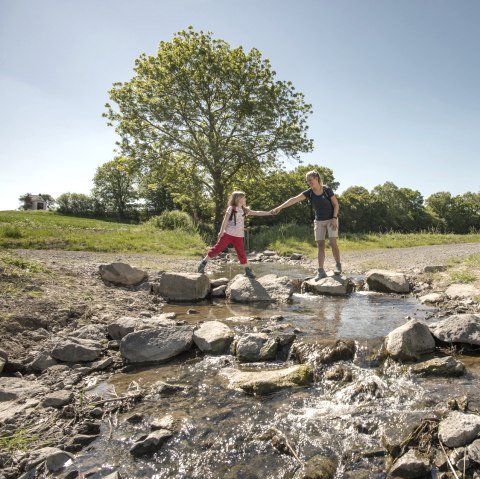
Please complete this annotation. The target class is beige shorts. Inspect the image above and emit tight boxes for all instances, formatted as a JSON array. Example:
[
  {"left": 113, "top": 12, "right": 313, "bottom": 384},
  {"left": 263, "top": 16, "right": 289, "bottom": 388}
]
[{"left": 314, "top": 219, "right": 339, "bottom": 241}]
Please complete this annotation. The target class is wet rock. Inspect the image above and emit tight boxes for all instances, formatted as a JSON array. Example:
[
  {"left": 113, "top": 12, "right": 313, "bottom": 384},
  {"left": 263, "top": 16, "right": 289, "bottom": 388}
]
[
  {"left": 301, "top": 454, "right": 337, "bottom": 479},
  {"left": 51, "top": 338, "right": 102, "bottom": 363},
  {"left": 210, "top": 277, "right": 229, "bottom": 288},
  {"left": 324, "top": 364, "right": 353, "bottom": 382},
  {"left": 429, "top": 313, "right": 480, "bottom": 346},
  {"left": 99, "top": 262, "right": 147, "bottom": 286},
  {"left": 77, "top": 421, "right": 101, "bottom": 435},
  {"left": 89, "top": 407, "right": 103, "bottom": 418},
  {"left": 120, "top": 326, "right": 193, "bottom": 363},
  {"left": 211, "top": 285, "right": 227, "bottom": 297},
  {"left": 438, "top": 411, "right": 480, "bottom": 447},
  {"left": 224, "top": 316, "right": 257, "bottom": 323},
  {"left": 388, "top": 448, "right": 430, "bottom": 478},
  {"left": 151, "top": 381, "right": 191, "bottom": 396},
  {"left": 385, "top": 320, "right": 435, "bottom": 361},
  {"left": 107, "top": 314, "right": 177, "bottom": 340},
  {"left": 45, "top": 450, "right": 74, "bottom": 472},
  {"left": 410, "top": 356, "right": 465, "bottom": 377},
  {"left": 126, "top": 413, "right": 144, "bottom": 423},
  {"left": 129, "top": 429, "right": 172, "bottom": 456},
  {"left": 446, "top": 284, "right": 480, "bottom": 300},
  {"left": 347, "top": 377, "right": 383, "bottom": 401},
  {"left": 41, "top": 390, "right": 73, "bottom": 408},
  {"left": 28, "top": 351, "right": 58, "bottom": 372},
  {"left": 468, "top": 439, "right": 480, "bottom": 464},
  {"left": 151, "top": 414, "right": 175, "bottom": 431},
  {"left": 418, "top": 293, "right": 444, "bottom": 304},
  {"left": 220, "top": 364, "right": 313, "bottom": 396},
  {"left": 291, "top": 339, "right": 356, "bottom": 367},
  {"left": 193, "top": 321, "right": 234, "bottom": 354},
  {"left": 102, "top": 473, "right": 122, "bottom": 479},
  {"left": 302, "top": 275, "right": 354, "bottom": 296},
  {"left": 226, "top": 274, "right": 294, "bottom": 303},
  {"left": 235, "top": 333, "right": 277, "bottom": 362},
  {"left": 365, "top": 270, "right": 410, "bottom": 294},
  {"left": 153, "top": 272, "right": 210, "bottom": 301}
]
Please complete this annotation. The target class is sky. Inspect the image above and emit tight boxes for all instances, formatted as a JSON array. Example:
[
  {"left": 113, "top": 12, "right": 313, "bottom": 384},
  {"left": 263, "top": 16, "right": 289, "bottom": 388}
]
[{"left": 1, "top": 0, "right": 479, "bottom": 211}]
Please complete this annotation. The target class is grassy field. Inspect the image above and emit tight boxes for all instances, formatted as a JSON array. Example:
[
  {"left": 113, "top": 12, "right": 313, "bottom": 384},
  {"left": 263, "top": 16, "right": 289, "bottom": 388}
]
[{"left": 1, "top": 211, "right": 479, "bottom": 256}]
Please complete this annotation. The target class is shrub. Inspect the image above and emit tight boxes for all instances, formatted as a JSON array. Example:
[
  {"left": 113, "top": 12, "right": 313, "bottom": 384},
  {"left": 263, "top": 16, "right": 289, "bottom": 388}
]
[
  {"left": 149, "top": 210, "right": 196, "bottom": 232},
  {"left": 1, "top": 225, "right": 23, "bottom": 239}
]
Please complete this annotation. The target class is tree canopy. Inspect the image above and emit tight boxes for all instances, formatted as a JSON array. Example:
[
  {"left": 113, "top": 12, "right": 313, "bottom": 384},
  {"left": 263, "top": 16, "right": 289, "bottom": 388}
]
[{"left": 104, "top": 27, "right": 313, "bottom": 228}]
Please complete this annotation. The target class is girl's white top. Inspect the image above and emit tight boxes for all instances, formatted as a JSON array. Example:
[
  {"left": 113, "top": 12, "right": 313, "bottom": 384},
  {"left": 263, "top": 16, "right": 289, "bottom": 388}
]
[{"left": 224, "top": 206, "right": 245, "bottom": 237}]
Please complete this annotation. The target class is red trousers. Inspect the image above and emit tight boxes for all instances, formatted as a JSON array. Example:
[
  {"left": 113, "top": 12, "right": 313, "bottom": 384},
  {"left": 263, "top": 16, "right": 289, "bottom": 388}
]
[{"left": 208, "top": 233, "right": 247, "bottom": 265}]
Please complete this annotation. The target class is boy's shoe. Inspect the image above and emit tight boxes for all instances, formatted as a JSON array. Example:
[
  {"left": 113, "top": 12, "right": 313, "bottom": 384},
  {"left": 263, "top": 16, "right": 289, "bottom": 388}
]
[
  {"left": 314, "top": 268, "right": 327, "bottom": 281},
  {"left": 244, "top": 267, "right": 256, "bottom": 279},
  {"left": 334, "top": 263, "right": 342, "bottom": 275},
  {"left": 197, "top": 260, "right": 207, "bottom": 274}
]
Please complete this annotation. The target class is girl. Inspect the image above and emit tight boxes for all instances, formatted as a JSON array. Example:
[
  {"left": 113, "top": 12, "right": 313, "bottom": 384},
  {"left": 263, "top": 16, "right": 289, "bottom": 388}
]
[
  {"left": 197, "top": 191, "right": 272, "bottom": 278},
  {"left": 272, "top": 170, "right": 342, "bottom": 280}
]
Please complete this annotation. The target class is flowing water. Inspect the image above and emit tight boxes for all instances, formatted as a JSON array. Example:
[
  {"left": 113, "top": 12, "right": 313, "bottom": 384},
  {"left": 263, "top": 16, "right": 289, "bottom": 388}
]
[{"left": 71, "top": 265, "right": 480, "bottom": 478}]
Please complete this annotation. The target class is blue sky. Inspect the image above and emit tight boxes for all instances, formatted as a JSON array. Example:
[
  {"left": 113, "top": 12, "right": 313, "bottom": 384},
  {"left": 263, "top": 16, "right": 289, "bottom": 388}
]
[{"left": 1, "top": 0, "right": 479, "bottom": 210}]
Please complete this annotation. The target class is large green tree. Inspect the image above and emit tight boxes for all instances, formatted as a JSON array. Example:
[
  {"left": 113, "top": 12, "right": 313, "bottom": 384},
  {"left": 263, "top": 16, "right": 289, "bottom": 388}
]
[{"left": 104, "top": 28, "right": 313, "bottom": 229}]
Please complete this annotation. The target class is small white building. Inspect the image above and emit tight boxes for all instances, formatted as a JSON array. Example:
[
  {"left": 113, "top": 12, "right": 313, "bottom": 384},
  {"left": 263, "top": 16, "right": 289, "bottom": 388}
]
[{"left": 29, "top": 195, "right": 46, "bottom": 210}]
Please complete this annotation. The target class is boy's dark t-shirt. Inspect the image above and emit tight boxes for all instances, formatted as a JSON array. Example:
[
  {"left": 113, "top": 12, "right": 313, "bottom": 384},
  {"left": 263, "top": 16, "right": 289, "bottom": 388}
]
[{"left": 302, "top": 187, "right": 335, "bottom": 220}]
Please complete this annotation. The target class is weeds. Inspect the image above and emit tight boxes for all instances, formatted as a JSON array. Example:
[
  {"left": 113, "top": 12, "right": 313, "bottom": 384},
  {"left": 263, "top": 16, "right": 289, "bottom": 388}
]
[
  {"left": 448, "top": 271, "right": 478, "bottom": 284},
  {"left": 0, "top": 429, "right": 41, "bottom": 453}
]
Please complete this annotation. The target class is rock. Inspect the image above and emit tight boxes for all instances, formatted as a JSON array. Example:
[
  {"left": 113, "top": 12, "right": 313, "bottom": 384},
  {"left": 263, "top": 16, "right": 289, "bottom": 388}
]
[
  {"left": 365, "top": 270, "right": 410, "bottom": 294},
  {"left": 28, "top": 351, "right": 58, "bottom": 372},
  {"left": 385, "top": 320, "right": 435, "bottom": 361},
  {"left": 126, "top": 413, "right": 144, "bottom": 423},
  {"left": 45, "top": 450, "right": 75, "bottom": 472},
  {"left": 410, "top": 356, "right": 465, "bottom": 377},
  {"left": 153, "top": 272, "right": 210, "bottom": 301},
  {"left": 235, "top": 333, "right": 277, "bottom": 362},
  {"left": 324, "top": 364, "right": 353, "bottom": 382},
  {"left": 0, "top": 376, "right": 47, "bottom": 401},
  {"left": 263, "top": 250, "right": 277, "bottom": 257},
  {"left": 151, "top": 414, "right": 175, "bottom": 431},
  {"left": 51, "top": 338, "right": 102, "bottom": 362},
  {"left": 68, "top": 324, "right": 106, "bottom": 341},
  {"left": 423, "top": 265, "right": 447, "bottom": 273},
  {"left": 120, "top": 326, "right": 193, "bottom": 363},
  {"left": 224, "top": 316, "right": 257, "bottom": 323},
  {"left": 24, "top": 447, "right": 64, "bottom": 471},
  {"left": 438, "top": 411, "right": 480, "bottom": 447},
  {"left": 129, "top": 429, "right": 172, "bottom": 456},
  {"left": 99, "top": 262, "right": 147, "bottom": 286},
  {"left": 193, "top": 321, "right": 234, "bottom": 354},
  {"left": 301, "top": 455, "right": 337, "bottom": 479},
  {"left": 102, "top": 473, "right": 122, "bottom": 479},
  {"left": 220, "top": 365, "right": 313, "bottom": 396},
  {"left": 210, "top": 277, "right": 229, "bottom": 288},
  {"left": 446, "top": 284, "right": 480, "bottom": 300},
  {"left": 151, "top": 381, "right": 191, "bottom": 396},
  {"left": 429, "top": 314, "right": 480, "bottom": 346},
  {"left": 0, "top": 357, "right": 5, "bottom": 375},
  {"left": 226, "top": 274, "right": 294, "bottom": 303},
  {"left": 303, "top": 275, "right": 354, "bottom": 296},
  {"left": 418, "top": 293, "right": 444, "bottom": 304},
  {"left": 468, "top": 439, "right": 480, "bottom": 464},
  {"left": 41, "top": 390, "right": 73, "bottom": 408},
  {"left": 388, "top": 448, "right": 430, "bottom": 478},
  {"left": 107, "top": 314, "right": 176, "bottom": 340},
  {"left": 290, "top": 253, "right": 303, "bottom": 260},
  {"left": 91, "top": 357, "right": 113, "bottom": 371},
  {"left": 211, "top": 285, "right": 227, "bottom": 297},
  {"left": 291, "top": 339, "right": 356, "bottom": 367}
]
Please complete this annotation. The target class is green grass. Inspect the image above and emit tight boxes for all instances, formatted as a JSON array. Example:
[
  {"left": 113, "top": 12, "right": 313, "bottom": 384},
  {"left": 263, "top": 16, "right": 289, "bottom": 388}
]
[
  {"left": 0, "top": 211, "right": 206, "bottom": 256},
  {"left": 448, "top": 271, "right": 478, "bottom": 284},
  {"left": 250, "top": 223, "right": 480, "bottom": 257},
  {"left": 0, "top": 429, "right": 42, "bottom": 452}
]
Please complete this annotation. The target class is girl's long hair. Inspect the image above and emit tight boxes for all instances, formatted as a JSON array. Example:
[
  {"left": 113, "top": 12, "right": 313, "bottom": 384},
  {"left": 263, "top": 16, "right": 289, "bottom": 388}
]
[{"left": 228, "top": 191, "right": 247, "bottom": 219}]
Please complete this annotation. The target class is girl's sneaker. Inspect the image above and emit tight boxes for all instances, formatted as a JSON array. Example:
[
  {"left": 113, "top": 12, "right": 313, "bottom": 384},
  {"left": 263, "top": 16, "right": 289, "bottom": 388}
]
[
  {"left": 197, "top": 260, "right": 207, "bottom": 274},
  {"left": 314, "top": 268, "right": 327, "bottom": 280},
  {"left": 334, "top": 263, "right": 342, "bottom": 275},
  {"left": 244, "top": 267, "right": 256, "bottom": 279}
]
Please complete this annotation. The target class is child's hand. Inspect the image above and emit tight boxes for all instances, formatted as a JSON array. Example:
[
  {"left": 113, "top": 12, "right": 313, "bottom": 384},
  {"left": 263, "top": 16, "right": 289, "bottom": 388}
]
[{"left": 270, "top": 208, "right": 279, "bottom": 215}]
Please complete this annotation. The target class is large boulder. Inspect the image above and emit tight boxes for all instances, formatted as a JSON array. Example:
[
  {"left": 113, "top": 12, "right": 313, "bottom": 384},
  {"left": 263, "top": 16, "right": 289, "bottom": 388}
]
[
  {"left": 226, "top": 274, "right": 294, "bottom": 303},
  {"left": 291, "top": 338, "right": 356, "bottom": 367},
  {"left": 429, "top": 314, "right": 480, "bottom": 346},
  {"left": 445, "top": 284, "right": 480, "bottom": 300},
  {"left": 107, "top": 314, "right": 177, "bottom": 340},
  {"left": 51, "top": 338, "right": 103, "bottom": 362},
  {"left": 219, "top": 365, "right": 313, "bottom": 396},
  {"left": 120, "top": 326, "right": 193, "bottom": 363},
  {"left": 438, "top": 411, "right": 480, "bottom": 447},
  {"left": 365, "top": 270, "right": 410, "bottom": 294},
  {"left": 99, "top": 263, "right": 147, "bottom": 286},
  {"left": 302, "top": 275, "right": 354, "bottom": 296},
  {"left": 410, "top": 356, "right": 465, "bottom": 377},
  {"left": 235, "top": 333, "right": 277, "bottom": 362},
  {"left": 193, "top": 321, "right": 234, "bottom": 354},
  {"left": 385, "top": 320, "right": 435, "bottom": 361},
  {"left": 153, "top": 272, "right": 210, "bottom": 301}
]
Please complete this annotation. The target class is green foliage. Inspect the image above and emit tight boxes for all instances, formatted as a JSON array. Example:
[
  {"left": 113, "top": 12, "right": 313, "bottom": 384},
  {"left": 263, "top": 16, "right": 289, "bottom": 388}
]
[
  {"left": 149, "top": 210, "right": 197, "bottom": 232},
  {"left": 448, "top": 271, "right": 478, "bottom": 284},
  {"left": 56, "top": 192, "right": 100, "bottom": 216},
  {"left": 104, "top": 27, "right": 313, "bottom": 229},
  {"left": 0, "top": 429, "right": 42, "bottom": 452},
  {"left": 1, "top": 225, "right": 23, "bottom": 238}
]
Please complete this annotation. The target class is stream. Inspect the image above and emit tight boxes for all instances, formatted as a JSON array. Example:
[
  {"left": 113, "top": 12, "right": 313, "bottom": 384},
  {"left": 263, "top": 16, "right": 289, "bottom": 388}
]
[{"left": 68, "top": 264, "right": 480, "bottom": 479}]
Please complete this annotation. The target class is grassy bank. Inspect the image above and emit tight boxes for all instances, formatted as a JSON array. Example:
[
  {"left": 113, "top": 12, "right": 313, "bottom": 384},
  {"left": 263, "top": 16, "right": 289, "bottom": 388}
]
[
  {"left": 0, "top": 211, "right": 205, "bottom": 256},
  {"left": 1, "top": 211, "right": 479, "bottom": 256}
]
